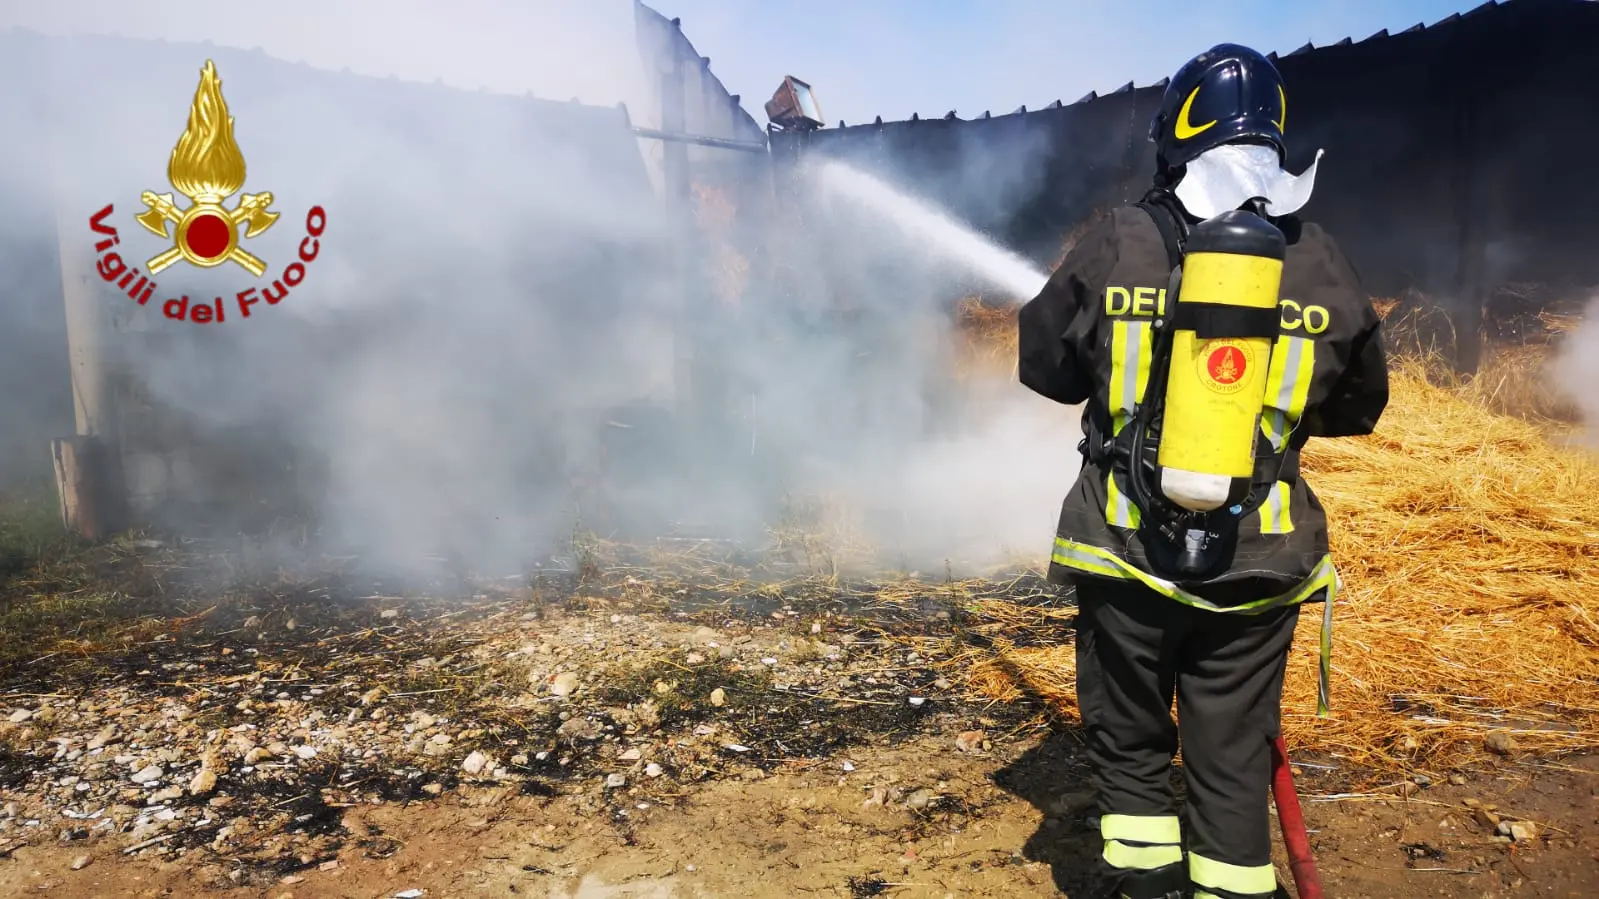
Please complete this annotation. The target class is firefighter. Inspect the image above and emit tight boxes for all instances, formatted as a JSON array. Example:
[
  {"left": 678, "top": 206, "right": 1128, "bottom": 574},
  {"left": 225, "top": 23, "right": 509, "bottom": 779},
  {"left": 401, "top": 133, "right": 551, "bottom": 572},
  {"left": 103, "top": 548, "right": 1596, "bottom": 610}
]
[{"left": 1017, "top": 44, "right": 1389, "bottom": 899}]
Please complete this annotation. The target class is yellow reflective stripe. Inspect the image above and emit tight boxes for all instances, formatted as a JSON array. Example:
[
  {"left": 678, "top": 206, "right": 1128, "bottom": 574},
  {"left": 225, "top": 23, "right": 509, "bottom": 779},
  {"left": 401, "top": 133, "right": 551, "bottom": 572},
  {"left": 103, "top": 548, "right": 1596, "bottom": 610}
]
[
  {"left": 1319, "top": 580, "right": 1336, "bottom": 718},
  {"left": 1105, "top": 320, "right": 1151, "bottom": 529},
  {"left": 1104, "top": 839, "right": 1183, "bottom": 871},
  {"left": 1260, "top": 480, "right": 1294, "bottom": 534},
  {"left": 1259, "top": 335, "right": 1315, "bottom": 451},
  {"left": 1193, "top": 893, "right": 1224, "bottom": 899},
  {"left": 1107, "top": 320, "right": 1153, "bottom": 435},
  {"left": 1052, "top": 538, "right": 1334, "bottom": 613},
  {"left": 1106, "top": 471, "right": 1141, "bottom": 529},
  {"left": 1256, "top": 336, "right": 1309, "bottom": 536},
  {"left": 1053, "top": 537, "right": 1340, "bottom": 717},
  {"left": 1190, "top": 852, "right": 1277, "bottom": 895},
  {"left": 1101, "top": 813, "right": 1182, "bottom": 845}
]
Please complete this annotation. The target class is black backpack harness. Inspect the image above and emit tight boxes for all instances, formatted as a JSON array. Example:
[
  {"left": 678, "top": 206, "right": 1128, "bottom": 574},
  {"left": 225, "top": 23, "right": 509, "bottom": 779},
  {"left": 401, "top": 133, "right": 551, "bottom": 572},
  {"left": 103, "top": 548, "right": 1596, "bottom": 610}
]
[{"left": 1075, "top": 191, "right": 1304, "bottom": 576}]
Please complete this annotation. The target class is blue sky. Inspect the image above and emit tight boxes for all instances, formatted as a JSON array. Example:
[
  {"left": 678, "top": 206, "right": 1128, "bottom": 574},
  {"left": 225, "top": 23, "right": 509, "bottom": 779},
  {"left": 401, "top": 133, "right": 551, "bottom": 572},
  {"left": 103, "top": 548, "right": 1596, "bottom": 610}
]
[
  {"left": 656, "top": 0, "right": 1488, "bottom": 125},
  {"left": 6, "top": 0, "right": 1486, "bottom": 128}
]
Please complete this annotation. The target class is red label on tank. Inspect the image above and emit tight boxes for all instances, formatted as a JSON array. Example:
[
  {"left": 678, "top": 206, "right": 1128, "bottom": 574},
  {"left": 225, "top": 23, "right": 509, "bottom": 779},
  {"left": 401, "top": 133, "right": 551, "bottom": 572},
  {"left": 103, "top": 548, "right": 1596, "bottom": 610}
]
[{"left": 1206, "top": 345, "right": 1246, "bottom": 384}]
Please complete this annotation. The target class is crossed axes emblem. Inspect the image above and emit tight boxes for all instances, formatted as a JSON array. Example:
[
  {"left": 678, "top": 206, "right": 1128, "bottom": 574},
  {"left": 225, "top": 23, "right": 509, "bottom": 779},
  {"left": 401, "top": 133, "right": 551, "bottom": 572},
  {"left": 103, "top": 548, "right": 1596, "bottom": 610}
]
[{"left": 135, "top": 191, "right": 280, "bottom": 277}]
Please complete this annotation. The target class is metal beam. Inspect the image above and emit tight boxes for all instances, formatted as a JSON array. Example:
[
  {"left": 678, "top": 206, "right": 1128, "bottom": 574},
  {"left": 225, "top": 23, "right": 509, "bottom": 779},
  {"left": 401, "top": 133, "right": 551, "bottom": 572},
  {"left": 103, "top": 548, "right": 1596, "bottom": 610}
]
[{"left": 632, "top": 126, "right": 768, "bottom": 154}]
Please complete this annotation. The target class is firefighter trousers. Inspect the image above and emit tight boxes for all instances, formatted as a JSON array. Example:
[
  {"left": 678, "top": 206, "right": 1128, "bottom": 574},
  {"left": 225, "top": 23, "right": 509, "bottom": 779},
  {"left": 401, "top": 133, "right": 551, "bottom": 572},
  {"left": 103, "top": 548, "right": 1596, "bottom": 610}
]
[{"left": 1071, "top": 575, "right": 1301, "bottom": 899}]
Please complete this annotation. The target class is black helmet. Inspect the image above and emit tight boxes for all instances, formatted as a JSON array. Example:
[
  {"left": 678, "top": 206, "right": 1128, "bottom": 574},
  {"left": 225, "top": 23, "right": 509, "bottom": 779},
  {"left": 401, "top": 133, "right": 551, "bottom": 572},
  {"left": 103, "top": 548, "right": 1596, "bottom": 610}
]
[{"left": 1149, "top": 43, "right": 1287, "bottom": 172}]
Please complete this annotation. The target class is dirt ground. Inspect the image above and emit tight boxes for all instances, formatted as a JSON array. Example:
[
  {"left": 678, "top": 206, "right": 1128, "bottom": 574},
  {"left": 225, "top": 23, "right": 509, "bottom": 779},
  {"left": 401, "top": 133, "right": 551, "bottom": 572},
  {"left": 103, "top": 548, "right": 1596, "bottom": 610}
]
[
  {"left": 3, "top": 731, "right": 1595, "bottom": 898},
  {"left": 1, "top": 541, "right": 1596, "bottom": 898}
]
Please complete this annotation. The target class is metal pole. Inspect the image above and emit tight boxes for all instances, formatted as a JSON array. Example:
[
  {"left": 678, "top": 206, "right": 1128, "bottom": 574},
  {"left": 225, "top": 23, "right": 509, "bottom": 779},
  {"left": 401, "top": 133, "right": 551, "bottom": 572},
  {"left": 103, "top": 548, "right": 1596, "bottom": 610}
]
[
  {"left": 660, "top": 58, "right": 697, "bottom": 434},
  {"left": 631, "top": 126, "right": 768, "bottom": 154}
]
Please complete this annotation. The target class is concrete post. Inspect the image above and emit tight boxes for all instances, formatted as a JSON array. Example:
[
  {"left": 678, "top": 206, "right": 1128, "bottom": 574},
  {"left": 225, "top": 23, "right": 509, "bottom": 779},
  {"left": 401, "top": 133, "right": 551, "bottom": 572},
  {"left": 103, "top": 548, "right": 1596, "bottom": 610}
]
[{"left": 47, "top": 56, "right": 126, "bottom": 539}]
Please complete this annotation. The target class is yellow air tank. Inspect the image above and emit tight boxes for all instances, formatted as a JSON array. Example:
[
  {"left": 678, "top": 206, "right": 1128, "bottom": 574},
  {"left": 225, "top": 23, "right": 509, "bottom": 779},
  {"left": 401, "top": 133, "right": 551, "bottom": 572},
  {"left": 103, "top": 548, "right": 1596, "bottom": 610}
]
[{"left": 1157, "top": 210, "right": 1286, "bottom": 512}]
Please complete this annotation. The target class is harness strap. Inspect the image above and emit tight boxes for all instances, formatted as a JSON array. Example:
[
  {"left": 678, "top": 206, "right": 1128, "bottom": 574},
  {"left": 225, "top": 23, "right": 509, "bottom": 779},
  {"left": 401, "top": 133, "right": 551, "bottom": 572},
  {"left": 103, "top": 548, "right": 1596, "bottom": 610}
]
[
  {"left": 1082, "top": 403, "right": 1300, "bottom": 487},
  {"left": 1170, "top": 302, "right": 1281, "bottom": 340},
  {"left": 1136, "top": 191, "right": 1188, "bottom": 269}
]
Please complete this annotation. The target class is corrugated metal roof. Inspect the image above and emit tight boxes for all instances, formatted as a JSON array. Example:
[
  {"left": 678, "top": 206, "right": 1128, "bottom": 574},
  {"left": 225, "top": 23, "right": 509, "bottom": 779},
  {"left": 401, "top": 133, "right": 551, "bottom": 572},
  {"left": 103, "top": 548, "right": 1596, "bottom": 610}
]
[
  {"left": 831, "top": 0, "right": 1582, "bottom": 129},
  {"left": 634, "top": 1, "right": 767, "bottom": 143}
]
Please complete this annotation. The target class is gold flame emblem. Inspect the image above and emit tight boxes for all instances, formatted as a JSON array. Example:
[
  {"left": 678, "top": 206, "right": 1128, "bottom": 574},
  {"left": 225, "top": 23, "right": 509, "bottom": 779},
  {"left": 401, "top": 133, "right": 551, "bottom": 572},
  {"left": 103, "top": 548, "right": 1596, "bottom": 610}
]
[{"left": 135, "top": 60, "right": 279, "bottom": 276}]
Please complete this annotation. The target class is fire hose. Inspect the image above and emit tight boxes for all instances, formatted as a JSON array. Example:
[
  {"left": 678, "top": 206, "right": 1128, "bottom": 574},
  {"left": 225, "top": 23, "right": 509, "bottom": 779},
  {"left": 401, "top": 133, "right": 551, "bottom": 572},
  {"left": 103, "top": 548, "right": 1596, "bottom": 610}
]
[{"left": 1271, "top": 734, "right": 1325, "bottom": 899}]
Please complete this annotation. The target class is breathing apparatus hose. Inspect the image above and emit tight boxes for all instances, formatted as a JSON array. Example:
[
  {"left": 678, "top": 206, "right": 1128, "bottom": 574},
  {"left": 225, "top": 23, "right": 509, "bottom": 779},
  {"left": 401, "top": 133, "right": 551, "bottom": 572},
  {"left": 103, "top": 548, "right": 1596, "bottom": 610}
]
[
  {"left": 1124, "top": 264, "right": 1213, "bottom": 557},
  {"left": 1125, "top": 307, "right": 1188, "bottom": 548}
]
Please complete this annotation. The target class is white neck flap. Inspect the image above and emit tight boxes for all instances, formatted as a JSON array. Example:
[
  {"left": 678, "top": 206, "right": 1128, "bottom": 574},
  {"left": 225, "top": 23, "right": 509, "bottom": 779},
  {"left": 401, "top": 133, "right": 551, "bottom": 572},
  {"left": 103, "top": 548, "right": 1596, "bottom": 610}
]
[{"left": 1173, "top": 143, "right": 1325, "bottom": 220}]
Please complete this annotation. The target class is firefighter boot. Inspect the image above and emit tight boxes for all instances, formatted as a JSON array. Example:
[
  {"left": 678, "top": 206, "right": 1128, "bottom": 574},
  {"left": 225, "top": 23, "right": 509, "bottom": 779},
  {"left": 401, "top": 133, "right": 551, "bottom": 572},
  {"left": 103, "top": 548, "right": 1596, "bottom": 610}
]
[{"left": 1103, "top": 861, "right": 1188, "bottom": 899}]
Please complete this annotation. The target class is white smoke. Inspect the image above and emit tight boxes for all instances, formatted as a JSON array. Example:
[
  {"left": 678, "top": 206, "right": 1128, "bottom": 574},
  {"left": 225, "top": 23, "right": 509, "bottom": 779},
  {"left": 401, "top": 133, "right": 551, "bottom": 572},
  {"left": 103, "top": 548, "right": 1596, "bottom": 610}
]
[
  {"left": 0, "top": 1, "right": 1081, "bottom": 579},
  {"left": 1552, "top": 295, "right": 1599, "bottom": 447}
]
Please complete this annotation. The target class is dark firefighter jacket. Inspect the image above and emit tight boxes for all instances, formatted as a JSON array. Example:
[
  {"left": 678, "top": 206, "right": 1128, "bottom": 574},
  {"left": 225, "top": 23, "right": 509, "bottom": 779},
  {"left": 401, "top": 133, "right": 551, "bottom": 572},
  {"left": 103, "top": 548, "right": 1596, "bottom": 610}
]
[{"left": 1018, "top": 204, "right": 1389, "bottom": 614}]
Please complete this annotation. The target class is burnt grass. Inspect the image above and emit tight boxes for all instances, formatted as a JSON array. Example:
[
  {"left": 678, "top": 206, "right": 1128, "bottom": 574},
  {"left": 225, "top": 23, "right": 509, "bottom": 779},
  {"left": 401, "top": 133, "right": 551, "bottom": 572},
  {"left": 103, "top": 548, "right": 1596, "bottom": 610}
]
[
  {"left": 0, "top": 536, "right": 1049, "bottom": 884},
  {"left": 0, "top": 748, "right": 50, "bottom": 791}
]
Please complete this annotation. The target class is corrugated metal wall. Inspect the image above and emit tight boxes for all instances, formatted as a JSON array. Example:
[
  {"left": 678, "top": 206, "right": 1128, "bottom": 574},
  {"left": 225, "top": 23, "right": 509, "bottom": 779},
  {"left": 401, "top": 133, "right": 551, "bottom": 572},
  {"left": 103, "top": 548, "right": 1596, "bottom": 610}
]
[{"left": 773, "top": 0, "right": 1599, "bottom": 368}]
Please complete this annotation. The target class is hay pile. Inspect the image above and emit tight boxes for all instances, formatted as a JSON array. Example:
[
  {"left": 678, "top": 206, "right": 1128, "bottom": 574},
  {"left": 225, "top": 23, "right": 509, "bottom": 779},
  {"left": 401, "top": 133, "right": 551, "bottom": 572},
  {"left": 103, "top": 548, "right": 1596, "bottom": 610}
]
[
  {"left": 1446, "top": 342, "right": 1582, "bottom": 424},
  {"left": 691, "top": 181, "right": 751, "bottom": 306},
  {"left": 952, "top": 297, "right": 1021, "bottom": 380},
  {"left": 958, "top": 302, "right": 1599, "bottom": 769}
]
